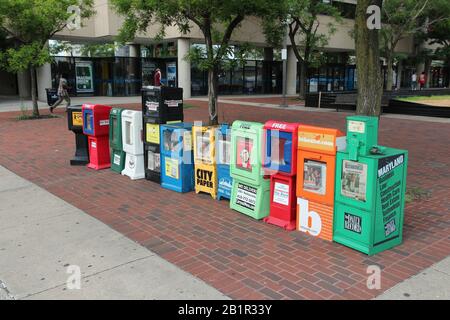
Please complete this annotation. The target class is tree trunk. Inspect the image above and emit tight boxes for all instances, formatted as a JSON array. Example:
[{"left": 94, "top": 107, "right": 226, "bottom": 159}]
[
  {"left": 30, "top": 67, "right": 40, "bottom": 117},
  {"left": 386, "top": 52, "right": 394, "bottom": 91},
  {"left": 299, "top": 61, "right": 308, "bottom": 100},
  {"left": 355, "top": 0, "right": 383, "bottom": 116},
  {"left": 207, "top": 66, "right": 219, "bottom": 125}
]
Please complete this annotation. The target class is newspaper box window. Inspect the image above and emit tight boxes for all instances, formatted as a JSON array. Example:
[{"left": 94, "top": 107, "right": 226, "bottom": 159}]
[
  {"left": 262, "top": 121, "right": 300, "bottom": 231},
  {"left": 334, "top": 116, "right": 409, "bottom": 255},
  {"left": 109, "top": 108, "right": 126, "bottom": 173},
  {"left": 193, "top": 125, "right": 218, "bottom": 199},
  {"left": 230, "top": 121, "right": 270, "bottom": 220},
  {"left": 82, "top": 104, "right": 112, "bottom": 170},
  {"left": 216, "top": 124, "right": 233, "bottom": 201},
  {"left": 121, "top": 110, "right": 145, "bottom": 180},
  {"left": 67, "top": 105, "right": 89, "bottom": 166},
  {"left": 296, "top": 125, "right": 346, "bottom": 241},
  {"left": 160, "top": 123, "right": 195, "bottom": 193}
]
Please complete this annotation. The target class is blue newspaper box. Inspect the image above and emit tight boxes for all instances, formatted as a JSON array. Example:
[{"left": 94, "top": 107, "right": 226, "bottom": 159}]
[
  {"left": 160, "top": 123, "right": 194, "bottom": 193},
  {"left": 216, "top": 124, "right": 233, "bottom": 201}
]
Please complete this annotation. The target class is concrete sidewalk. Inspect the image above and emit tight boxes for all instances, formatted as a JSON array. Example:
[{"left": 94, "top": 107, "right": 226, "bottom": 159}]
[
  {"left": 0, "top": 96, "right": 141, "bottom": 113},
  {"left": 376, "top": 258, "right": 450, "bottom": 300},
  {"left": 0, "top": 165, "right": 228, "bottom": 300}
]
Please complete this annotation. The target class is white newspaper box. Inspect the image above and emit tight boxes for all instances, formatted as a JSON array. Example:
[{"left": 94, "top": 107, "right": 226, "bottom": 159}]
[{"left": 121, "top": 110, "right": 145, "bottom": 180}]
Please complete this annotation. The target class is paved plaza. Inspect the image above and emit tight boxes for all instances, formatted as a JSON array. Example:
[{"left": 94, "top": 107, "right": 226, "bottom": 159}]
[{"left": 0, "top": 97, "right": 449, "bottom": 299}]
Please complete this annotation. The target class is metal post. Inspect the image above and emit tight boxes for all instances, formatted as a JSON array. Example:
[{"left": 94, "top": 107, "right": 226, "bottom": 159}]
[
  {"left": 318, "top": 91, "right": 322, "bottom": 109},
  {"left": 280, "top": 23, "right": 289, "bottom": 108}
]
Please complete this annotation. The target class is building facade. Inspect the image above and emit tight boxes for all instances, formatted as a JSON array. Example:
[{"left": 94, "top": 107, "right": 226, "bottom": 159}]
[{"left": 7, "top": 0, "right": 448, "bottom": 101}]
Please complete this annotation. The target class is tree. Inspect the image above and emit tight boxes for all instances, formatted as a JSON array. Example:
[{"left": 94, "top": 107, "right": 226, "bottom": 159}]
[
  {"left": 111, "top": 0, "right": 276, "bottom": 125},
  {"left": 380, "top": 0, "right": 446, "bottom": 91},
  {"left": 423, "top": 0, "right": 450, "bottom": 87},
  {"left": 264, "top": 0, "right": 341, "bottom": 99},
  {"left": 355, "top": 0, "right": 383, "bottom": 116},
  {"left": 0, "top": 0, "right": 94, "bottom": 117}
]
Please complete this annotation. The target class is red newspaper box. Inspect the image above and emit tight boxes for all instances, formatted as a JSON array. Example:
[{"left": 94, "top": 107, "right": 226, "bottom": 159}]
[
  {"left": 82, "top": 104, "right": 113, "bottom": 170},
  {"left": 262, "top": 121, "right": 300, "bottom": 230}
]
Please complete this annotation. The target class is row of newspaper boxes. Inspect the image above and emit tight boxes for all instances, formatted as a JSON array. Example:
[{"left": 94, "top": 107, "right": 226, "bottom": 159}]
[{"left": 67, "top": 89, "right": 408, "bottom": 256}]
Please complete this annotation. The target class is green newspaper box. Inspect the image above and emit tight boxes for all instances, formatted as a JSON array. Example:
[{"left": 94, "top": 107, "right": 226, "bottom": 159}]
[
  {"left": 334, "top": 116, "right": 409, "bottom": 255},
  {"left": 109, "top": 108, "right": 126, "bottom": 173},
  {"left": 230, "top": 121, "right": 270, "bottom": 220}
]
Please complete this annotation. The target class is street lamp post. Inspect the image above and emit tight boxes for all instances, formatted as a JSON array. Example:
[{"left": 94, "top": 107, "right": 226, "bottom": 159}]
[{"left": 280, "top": 21, "right": 289, "bottom": 108}]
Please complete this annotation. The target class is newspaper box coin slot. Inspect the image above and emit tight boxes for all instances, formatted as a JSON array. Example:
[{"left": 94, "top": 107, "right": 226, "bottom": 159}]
[
  {"left": 82, "top": 104, "right": 112, "bottom": 170},
  {"left": 142, "top": 86, "right": 184, "bottom": 184},
  {"left": 193, "top": 125, "right": 218, "bottom": 199},
  {"left": 230, "top": 121, "right": 270, "bottom": 220},
  {"left": 67, "top": 105, "right": 89, "bottom": 166},
  {"left": 160, "top": 123, "right": 194, "bottom": 193},
  {"left": 216, "top": 124, "right": 233, "bottom": 201},
  {"left": 334, "top": 116, "right": 408, "bottom": 255},
  {"left": 121, "top": 110, "right": 145, "bottom": 180},
  {"left": 262, "top": 121, "right": 300, "bottom": 230},
  {"left": 296, "top": 125, "right": 346, "bottom": 241},
  {"left": 109, "top": 108, "right": 126, "bottom": 173}
]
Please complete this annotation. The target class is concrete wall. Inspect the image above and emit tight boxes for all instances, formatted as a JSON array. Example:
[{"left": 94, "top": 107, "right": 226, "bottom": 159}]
[{"left": 55, "top": 0, "right": 419, "bottom": 56}]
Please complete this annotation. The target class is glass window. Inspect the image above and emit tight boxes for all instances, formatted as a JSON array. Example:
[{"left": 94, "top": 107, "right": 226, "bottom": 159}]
[
  {"left": 195, "top": 131, "right": 211, "bottom": 162},
  {"left": 163, "top": 130, "right": 180, "bottom": 153},
  {"left": 85, "top": 113, "right": 93, "bottom": 132},
  {"left": 236, "top": 137, "right": 254, "bottom": 172},
  {"left": 270, "top": 133, "right": 287, "bottom": 166},
  {"left": 125, "top": 121, "right": 133, "bottom": 146},
  {"left": 147, "top": 151, "right": 161, "bottom": 173},
  {"left": 244, "top": 61, "right": 257, "bottom": 94},
  {"left": 231, "top": 64, "right": 243, "bottom": 94},
  {"left": 303, "top": 160, "right": 327, "bottom": 195}
]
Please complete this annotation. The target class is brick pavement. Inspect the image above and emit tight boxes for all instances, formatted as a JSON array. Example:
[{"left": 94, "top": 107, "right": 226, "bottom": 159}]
[{"left": 0, "top": 100, "right": 449, "bottom": 300}]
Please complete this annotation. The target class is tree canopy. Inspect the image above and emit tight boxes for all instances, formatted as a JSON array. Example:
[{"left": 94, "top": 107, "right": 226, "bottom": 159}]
[
  {"left": 0, "top": 0, "right": 94, "bottom": 116},
  {"left": 111, "top": 0, "right": 278, "bottom": 124}
]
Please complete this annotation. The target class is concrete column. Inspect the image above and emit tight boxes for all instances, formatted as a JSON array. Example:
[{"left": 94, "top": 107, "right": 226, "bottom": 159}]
[
  {"left": 286, "top": 46, "right": 297, "bottom": 95},
  {"left": 36, "top": 63, "right": 52, "bottom": 102},
  {"left": 129, "top": 44, "right": 141, "bottom": 58},
  {"left": 177, "top": 38, "right": 191, "bottom": 99},
  {"left": 17, "top": 70, "right": 31, "bottom": 99}
]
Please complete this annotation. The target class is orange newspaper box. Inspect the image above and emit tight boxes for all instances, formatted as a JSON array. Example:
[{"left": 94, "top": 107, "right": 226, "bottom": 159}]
[{"left": 296, "top": 125, "right": 346, "bottom": 241}]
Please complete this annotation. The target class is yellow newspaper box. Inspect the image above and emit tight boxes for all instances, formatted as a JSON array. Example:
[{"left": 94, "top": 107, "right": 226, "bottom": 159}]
[{"left": 193, "top": 125, "right": 218, "bottom": 199}]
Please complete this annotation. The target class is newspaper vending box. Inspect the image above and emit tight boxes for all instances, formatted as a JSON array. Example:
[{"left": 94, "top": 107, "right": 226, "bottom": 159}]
[
  {"left": 334, "top": 116, "right": 408, "bottom": 255},
  {"left": 262, "top": 121, "right": 300, "bottom": 230},
  {"left": 193, "top": 125, "right": 218, "bottom": 199},
  {"left": 121, "top": 110, "right": 145, "bottom": 180},
  {"left": 67, "top": 105, "right": 89, "bottom": 166},
  {"left": 109, "top": 108, "right": 126, "bottom": 173},
  {"left": 296, "top": 125, "right": 346, "bottom": 241},
  {"left": 230, "top": 121, "right": 270, "bottom": 220},
  {"left": 216, "top": 124, "right": 233, "bottom": 201},
  {"left": 142, "top": 86, "right": 184, "bottom": 183},
  {"left": 160, "top": 123, "right": 194, "bottom": 193},
  {"left": 82, "top": 104, "right": 112, "bottom": 170}
]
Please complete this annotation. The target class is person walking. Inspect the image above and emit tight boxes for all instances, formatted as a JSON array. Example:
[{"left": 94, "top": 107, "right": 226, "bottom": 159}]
[
  {"left": 154, "top": 68, "right": 162, "bottom": 87},
  {"left": 419, "top": 72, "right": 427, "bottom": 90},
  {"left": 50, "top": 73, "right": 71, "bottom": 113},
  {"left": 411, "top": 72, "right": 417, "bottom": 91}
]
